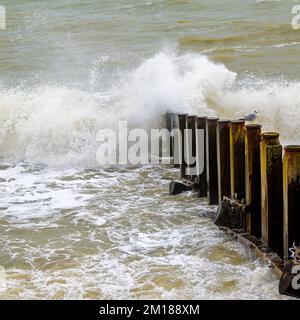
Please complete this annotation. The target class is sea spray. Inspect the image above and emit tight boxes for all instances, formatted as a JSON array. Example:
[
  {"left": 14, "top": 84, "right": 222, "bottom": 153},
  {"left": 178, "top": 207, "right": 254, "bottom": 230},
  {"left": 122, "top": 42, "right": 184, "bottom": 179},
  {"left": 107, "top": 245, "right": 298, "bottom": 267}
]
[
  {"left": 0, "top": 52, "right": 300, "bottom": 166},
  {"left": 0, "top": 53, "right": 233, "bottom": 166}
]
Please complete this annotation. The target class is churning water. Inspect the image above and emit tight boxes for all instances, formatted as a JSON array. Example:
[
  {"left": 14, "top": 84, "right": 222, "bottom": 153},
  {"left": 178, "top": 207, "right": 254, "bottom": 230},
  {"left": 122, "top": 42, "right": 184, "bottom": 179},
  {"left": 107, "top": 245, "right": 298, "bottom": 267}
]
[{"left": 0, "top": 0, "right": 299, "bottom": 299}]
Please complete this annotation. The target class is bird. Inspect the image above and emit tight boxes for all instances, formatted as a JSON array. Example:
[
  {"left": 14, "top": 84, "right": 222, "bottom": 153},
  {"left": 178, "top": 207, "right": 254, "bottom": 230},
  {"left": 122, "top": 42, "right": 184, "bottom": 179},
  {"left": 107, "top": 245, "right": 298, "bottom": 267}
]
[{"left": 240, "top": 110, "right": 258, "bottom": 124}]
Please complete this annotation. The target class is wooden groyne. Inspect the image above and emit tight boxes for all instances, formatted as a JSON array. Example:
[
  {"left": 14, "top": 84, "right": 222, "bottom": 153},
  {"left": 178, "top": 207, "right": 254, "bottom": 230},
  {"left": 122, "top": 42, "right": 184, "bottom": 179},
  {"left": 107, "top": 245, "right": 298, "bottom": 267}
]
[{"left": 166, "top": 112, "right": 300, "bottom": 299}]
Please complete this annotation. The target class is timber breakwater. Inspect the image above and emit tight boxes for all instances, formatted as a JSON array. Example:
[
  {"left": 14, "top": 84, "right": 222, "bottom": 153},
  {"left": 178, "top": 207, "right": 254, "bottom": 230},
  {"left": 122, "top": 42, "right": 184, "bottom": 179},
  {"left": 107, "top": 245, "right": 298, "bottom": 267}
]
[{"left": 166, "top": 112, "right": 300, "bottom": 299}]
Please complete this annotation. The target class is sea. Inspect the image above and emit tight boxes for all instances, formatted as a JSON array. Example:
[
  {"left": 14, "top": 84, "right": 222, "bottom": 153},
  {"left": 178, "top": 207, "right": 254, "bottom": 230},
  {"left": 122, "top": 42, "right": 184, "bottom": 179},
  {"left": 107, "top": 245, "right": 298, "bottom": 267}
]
[{"left": 0, "top": 0, "right": 299, "bottom": 299}]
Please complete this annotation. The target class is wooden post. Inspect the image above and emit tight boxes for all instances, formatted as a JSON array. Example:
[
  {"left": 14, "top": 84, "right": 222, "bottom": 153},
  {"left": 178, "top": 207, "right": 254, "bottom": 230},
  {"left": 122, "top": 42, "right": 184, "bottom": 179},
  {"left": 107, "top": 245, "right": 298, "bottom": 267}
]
[
  {"left": 178, "top": 113, "right": 188, "bottom": 179},
  {"left": 206, "top": 117, "right": 219, "bottom": 205},
  {"left": 171, "top": 114, "right": 180, "bottom": 168},
  {"left": 173, "top": 114, "right": 180, "bottom": 168},
  {"left": 186, "top": 115, "right": 197, "bottom": 181},
  {"left": 245, "top": 124, "right": 262, "bottom": 238},
  {"left": 196, "top": 116, "right": 207, "bottom": 197},
  {"left": 166, "top": 112, "right": 176, "bottom": 160},
  {"left": 283, "top": 145, "right": 300, "bottom": 258},
  {"left": 217, "top": 120, "right": 231, "bottom": 203},
  {"left": 261, "top": 132, "right": 283, "bottom": 258},
  {"left": 230, "top": 120, "right": 246, "bottom": 200}
]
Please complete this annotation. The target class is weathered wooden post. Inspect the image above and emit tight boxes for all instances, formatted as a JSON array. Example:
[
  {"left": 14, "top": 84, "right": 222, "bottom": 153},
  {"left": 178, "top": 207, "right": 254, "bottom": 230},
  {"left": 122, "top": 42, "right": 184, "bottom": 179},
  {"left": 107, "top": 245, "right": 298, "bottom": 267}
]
[
  {"left": 230, "top": 120, "right": 246, "bottom": 201},
  {"left": 166, "top": 112, "right": 173, "bottom": 156},
  {"left": 261, "top": 132, "right": 283, "bottom": 257},
  {"left": 171, "top": 114, "right": 181, "bottom": 168},
  {"left": 178, "top": 113, "right": 188, "bottom": 179},
  {"left": 217, "top": 120, "right": 231, "bottom": 203},
  {"left": 196, "top": 116, "right": 207, "bottom": 197},
  {"left": 186, "top": 115, "right": 197, "bottom": 181},
  {"left": 245, "top": 124, "right": 262, "bottom": 238},
  {"left": 166, "top": 112, "right": 177, "bottom": 163},
  {"left": 206, "top": 117, "right": 219, "bottom": 205},
  {"left": 173, "top": 114, "right": 180, "bottom": 168},
  {"left": 283, "top": 145, "right": 300, "bottom": 258}
]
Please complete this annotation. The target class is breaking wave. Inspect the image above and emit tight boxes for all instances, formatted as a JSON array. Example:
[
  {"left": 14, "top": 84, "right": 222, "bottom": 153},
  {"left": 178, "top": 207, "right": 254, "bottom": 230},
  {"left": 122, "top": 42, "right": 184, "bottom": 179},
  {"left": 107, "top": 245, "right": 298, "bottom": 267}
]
[{"left": 0, "top": 51, "right": 299, "bottom": 166}]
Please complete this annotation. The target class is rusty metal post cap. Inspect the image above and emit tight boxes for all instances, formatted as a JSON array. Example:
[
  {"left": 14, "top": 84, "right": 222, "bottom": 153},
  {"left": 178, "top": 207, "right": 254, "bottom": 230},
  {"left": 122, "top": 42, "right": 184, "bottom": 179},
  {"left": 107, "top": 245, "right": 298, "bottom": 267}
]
[
  {"left": 246, "top": 124, "right": 262, "bottom": 130},
  {"left": 263, "top": 132, "right": 279, "bottom": 138},
  {"left": 231, "top": 120, "right": 245, "bottom": 126},
  {"left": 284, "top": 145, "right": 300, "bottom": 152},
  {"left": 262, "top": 132, "right": 280, "bottom": 145},
  {"left": 217, "top": 119, "right": 231, "bottom": 124}
]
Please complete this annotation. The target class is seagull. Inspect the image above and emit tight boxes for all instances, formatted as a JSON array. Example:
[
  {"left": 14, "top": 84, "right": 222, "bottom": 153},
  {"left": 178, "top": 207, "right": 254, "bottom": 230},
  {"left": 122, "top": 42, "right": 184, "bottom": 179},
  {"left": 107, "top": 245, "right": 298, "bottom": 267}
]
[{"left": 241, "top": 110, "right": 258, "bottom": 124}]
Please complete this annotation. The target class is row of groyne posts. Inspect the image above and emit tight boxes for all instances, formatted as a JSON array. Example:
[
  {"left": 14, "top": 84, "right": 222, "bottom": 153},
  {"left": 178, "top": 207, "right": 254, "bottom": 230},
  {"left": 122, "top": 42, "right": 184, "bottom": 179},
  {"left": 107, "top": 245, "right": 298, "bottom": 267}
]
[{"left": 165, "top": 113, "right": 300, "bottom": 298}]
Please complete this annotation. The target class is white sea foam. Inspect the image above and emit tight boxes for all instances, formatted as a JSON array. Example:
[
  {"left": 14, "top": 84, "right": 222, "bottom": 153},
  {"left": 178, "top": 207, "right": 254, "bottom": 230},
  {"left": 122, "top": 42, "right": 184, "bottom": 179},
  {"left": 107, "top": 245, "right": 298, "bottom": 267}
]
[
  {"left": 0, "top": 0, "right": 297, "bottom": 301},
  {"left": 0, "top": 52, "right": 299, "bottom": 167},
  {"left": 0, "top": 163, "right": 290, "bottom": 299}
]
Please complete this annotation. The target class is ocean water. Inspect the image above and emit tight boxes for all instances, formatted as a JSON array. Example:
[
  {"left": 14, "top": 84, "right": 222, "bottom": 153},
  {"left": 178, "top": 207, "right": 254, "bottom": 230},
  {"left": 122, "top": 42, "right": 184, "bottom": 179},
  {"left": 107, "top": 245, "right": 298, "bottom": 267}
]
[{"left": 0, "top": 0, "right": 299, "bottom": 299}]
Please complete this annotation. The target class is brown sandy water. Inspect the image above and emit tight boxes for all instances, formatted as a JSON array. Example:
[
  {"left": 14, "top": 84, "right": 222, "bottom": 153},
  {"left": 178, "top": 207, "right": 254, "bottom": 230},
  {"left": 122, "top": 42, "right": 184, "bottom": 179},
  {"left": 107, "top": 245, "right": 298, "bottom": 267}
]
[{"left": 0, "top": 0, "right": 299, "bottom": 299}]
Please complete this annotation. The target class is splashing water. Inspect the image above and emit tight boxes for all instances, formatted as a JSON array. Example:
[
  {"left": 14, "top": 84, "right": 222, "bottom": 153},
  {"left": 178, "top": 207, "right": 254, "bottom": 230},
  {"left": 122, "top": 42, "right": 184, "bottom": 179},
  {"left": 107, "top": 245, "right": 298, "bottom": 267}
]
[
  {"left": 1, "top": 0, "right": 299, "bottom": 300},
  {"left": 0, "top": 52, "right": 300, "bottom": 166}
]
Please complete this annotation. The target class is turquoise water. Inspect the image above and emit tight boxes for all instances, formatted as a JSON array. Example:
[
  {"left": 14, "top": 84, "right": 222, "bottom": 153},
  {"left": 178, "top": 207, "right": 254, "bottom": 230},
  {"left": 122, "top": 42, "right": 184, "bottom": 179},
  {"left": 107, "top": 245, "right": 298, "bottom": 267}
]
[{"left": 0, "top": 0, "right": 299, "bottom": 299}]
